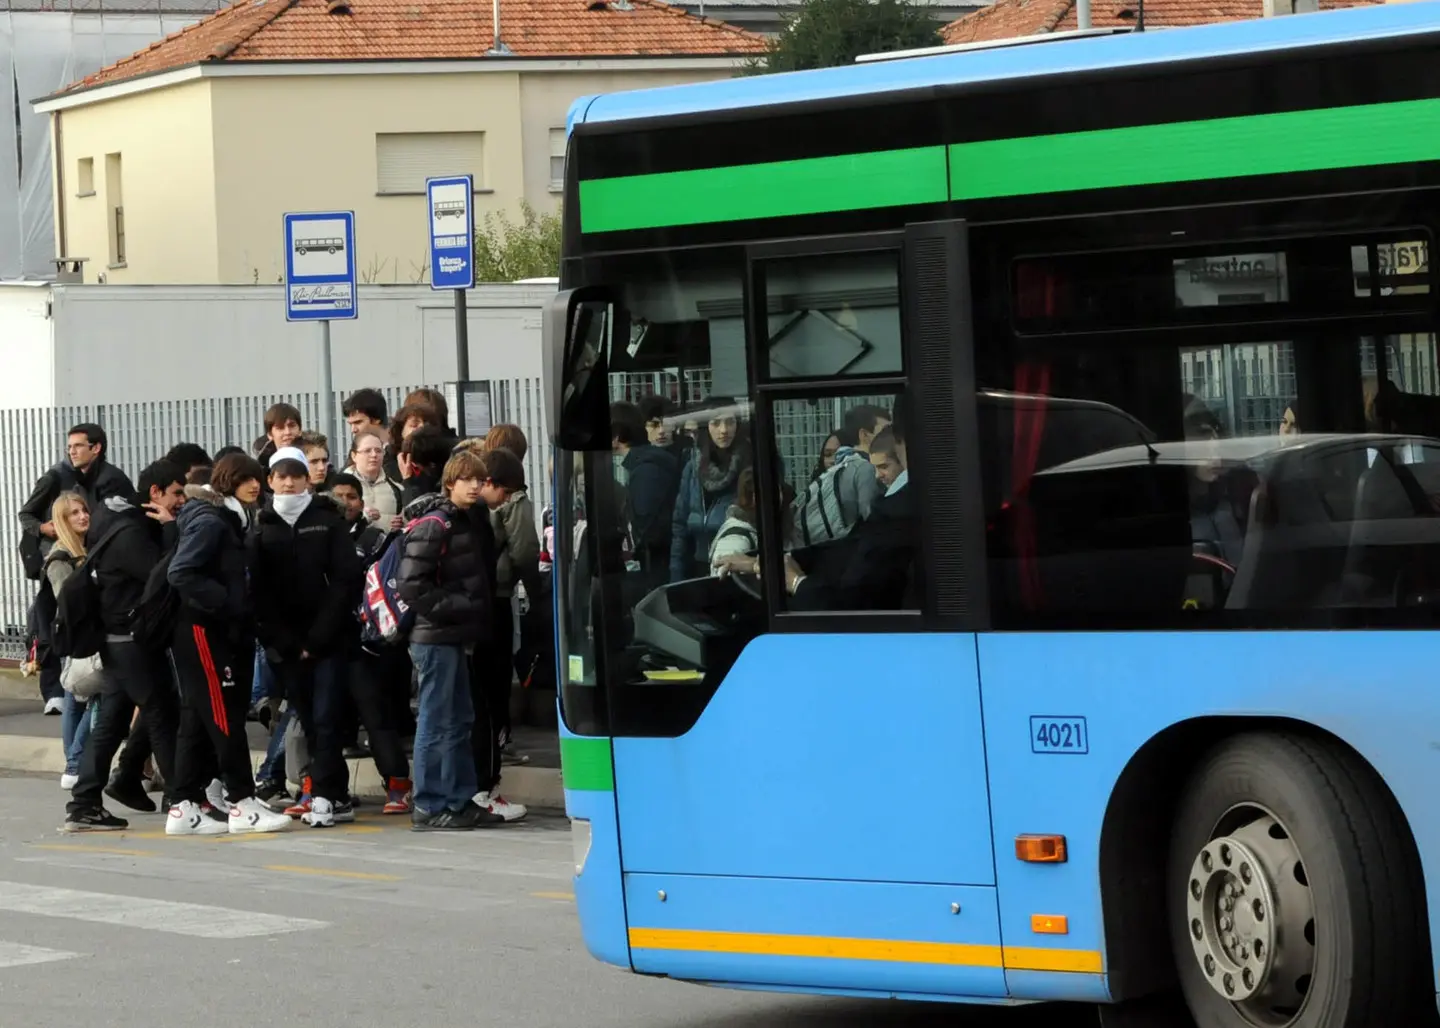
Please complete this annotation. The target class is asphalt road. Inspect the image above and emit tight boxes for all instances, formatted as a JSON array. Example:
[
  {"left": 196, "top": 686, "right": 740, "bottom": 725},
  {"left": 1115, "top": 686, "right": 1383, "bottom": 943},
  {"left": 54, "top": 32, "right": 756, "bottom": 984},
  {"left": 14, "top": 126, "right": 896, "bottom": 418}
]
[{"left": 0, "top": 773, "right": 1101, "bottom": 1028}]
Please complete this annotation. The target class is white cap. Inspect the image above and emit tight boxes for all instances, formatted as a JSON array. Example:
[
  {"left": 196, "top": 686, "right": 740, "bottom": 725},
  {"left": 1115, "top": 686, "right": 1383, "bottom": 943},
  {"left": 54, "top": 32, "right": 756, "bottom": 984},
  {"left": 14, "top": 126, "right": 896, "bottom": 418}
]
[{"left": 269, "top": 446, "right": 309, "bottom": 469}]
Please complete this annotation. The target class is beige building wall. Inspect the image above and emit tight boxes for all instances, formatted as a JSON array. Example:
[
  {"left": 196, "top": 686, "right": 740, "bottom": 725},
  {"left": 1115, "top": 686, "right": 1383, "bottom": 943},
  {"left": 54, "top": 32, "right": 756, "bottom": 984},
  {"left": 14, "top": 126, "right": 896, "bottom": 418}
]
[
  {"left": 209, "top": 73, "right": 526, "bottom": 286},
  {"left": 517, "top": 68, "right": 737, "bottom": 210},
  {"left": 50, "top": 80, "right": 219, "bottom": 285}
]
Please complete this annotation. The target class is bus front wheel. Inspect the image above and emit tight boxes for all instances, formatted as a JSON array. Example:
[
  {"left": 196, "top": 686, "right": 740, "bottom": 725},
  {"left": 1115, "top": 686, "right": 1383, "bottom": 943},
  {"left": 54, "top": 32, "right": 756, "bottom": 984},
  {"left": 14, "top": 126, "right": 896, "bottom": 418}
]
[{"left": 1165, "top": 731, "right": 1432, "bottom": 1028}]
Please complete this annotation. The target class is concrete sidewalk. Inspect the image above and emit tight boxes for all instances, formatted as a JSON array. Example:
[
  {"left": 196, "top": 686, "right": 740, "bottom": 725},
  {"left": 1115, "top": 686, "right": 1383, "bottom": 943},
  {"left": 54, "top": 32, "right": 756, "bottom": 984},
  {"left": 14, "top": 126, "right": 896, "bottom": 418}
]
[{"left": 0, "top": 672, "right": 564, "bottom": 811}]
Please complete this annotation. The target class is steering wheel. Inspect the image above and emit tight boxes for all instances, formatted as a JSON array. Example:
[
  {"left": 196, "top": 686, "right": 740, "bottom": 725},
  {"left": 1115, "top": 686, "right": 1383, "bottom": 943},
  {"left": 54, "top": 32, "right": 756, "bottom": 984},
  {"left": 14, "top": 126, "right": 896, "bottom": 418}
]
[
  {"left": 1186, "top": 550, "right": 1236, "bottom": 609},
  {"left": 728, "top": 571, "right": 764, "bottom": 603}
]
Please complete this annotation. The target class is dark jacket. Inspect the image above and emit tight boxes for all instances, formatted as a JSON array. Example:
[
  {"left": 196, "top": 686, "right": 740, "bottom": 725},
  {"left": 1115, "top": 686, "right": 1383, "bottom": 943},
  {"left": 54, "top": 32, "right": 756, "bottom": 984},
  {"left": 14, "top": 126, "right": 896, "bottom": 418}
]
[
  {"left": 18, "top": 457, "right": 135, "bottom": 574},
  {"left": 91, "top": 499, "right": 176, "bottom": 636},
  {"left": 349, "top": 516, "right": 387, "bottom": 560},
  {"left": 251, "top": 494, "right": 363, "bottom": 661},
  {"left": 396, "top": 496, "right": 496, "bottom": 647},
  {"left": 791, "top": 483, "right": 918, "bottom": 613},
  {"left": 400, "top": 466, "right": 443, "bottom": 510},
  {"left": 168, "top": 485, "right": 252, "bottom": 629},
  {"left": 623, "top": 444, "right": 679, "bottom": 551},
  {"left": 670, "top": 451, "right": 743, "bottom": 582}
]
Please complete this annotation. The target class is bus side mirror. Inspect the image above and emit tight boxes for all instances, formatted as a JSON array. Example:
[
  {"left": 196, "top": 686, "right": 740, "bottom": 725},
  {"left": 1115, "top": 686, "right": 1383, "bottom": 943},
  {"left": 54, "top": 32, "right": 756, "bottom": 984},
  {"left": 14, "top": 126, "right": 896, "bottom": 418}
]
[{"left": 543, "top": 286, "right": 628, "bottom": 451}]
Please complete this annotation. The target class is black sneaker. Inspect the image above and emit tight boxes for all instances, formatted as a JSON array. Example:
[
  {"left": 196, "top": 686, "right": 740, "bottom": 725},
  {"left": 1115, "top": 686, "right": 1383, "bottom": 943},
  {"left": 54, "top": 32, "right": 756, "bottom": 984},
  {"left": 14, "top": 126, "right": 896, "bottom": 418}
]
[
  {"left": 62, "top": 807, "right": 128, "bottom": 833},
  {"left": 411, "top": 809, "right": 455, "bottom": 832},
  {"left": 450, "top": 801, "right": 503, "bottom": 830},
  {"left": 255, "top": 779, "right": 292, "bottom": 808},
  {"left": 331, "top": 799, "right": 356, "bottom": 824},
  {"left": 105, "top": 777, "right": 156, "bottom": 814}
]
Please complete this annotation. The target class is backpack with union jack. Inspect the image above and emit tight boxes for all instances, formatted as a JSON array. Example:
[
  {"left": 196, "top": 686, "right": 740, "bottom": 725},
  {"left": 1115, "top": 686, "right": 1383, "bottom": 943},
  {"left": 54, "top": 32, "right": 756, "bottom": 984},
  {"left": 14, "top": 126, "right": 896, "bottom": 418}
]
[{"left": 356, "top": 511, "right": 449, "bottom": 651}]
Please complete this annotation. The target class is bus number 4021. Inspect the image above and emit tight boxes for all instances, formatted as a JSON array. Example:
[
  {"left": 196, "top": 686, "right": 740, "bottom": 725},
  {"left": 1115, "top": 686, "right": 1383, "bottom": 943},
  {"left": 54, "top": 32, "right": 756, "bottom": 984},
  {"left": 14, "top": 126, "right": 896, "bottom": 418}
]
[{"left": 1030, "top": 716, "right": 1089, "bottom": 754}]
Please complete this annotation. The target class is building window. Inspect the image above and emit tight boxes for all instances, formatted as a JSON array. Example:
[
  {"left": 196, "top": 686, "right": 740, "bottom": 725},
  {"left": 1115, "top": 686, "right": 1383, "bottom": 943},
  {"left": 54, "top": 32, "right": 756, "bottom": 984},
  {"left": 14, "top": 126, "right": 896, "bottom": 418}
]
[
  {"left": 375, "top": 132, "right": 484, "bottom": 195},
  {"left": 549, "top": 128, "right": 566, "bottom": 192},
  {"left": 76, "top": 157, "right": 94, "bottom": 197},
  {"left": 105, "top": 152, "right": 124, "bottom": 267}
]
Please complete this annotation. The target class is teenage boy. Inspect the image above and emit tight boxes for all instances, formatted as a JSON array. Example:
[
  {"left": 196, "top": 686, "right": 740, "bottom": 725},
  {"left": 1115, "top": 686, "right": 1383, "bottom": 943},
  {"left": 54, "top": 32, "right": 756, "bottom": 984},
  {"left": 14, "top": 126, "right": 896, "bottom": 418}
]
[
  {"left": 167, "top": 453, "right": 290, "bottom": 835},
  {"left": 299, "top": 432, "right": 337, "bottom": 491},
  {"left": 330, "top": 473, "right": 385, "bottom": 557},
  {"left": 467, "top": 446, "right": 531, "bottom": 824},
  {"left": 343, "top": 388, "right": 403, "bottom": 482},
  {"left": 256, "top": 403, "right": 303, "bottom": 467},
  {"left": 251, "top": 447, "right": 363, "bottom": 828},
  {"left": 62, "top": 460, "right": 188, "bottom": 832},
  {"left": 396, "top": 449, "right": 503, "bottom": 831}
]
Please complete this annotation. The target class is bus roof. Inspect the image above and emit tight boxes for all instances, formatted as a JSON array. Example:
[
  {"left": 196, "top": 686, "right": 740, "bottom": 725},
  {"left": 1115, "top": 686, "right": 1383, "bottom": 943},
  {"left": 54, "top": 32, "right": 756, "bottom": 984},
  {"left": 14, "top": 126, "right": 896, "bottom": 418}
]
[{"left": 571, "top": 3, "right": 1440, "bottom": 129}]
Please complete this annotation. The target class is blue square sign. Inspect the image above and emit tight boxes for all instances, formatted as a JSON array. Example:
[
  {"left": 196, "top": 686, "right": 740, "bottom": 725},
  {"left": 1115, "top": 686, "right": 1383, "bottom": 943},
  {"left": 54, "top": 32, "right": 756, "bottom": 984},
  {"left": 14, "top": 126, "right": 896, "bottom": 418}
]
[
  {"left": 428, "top": 175, "right": 474, "bottom": 291},
  {"left": 283, "top": 211, "right": 358, "bottom": 321}
]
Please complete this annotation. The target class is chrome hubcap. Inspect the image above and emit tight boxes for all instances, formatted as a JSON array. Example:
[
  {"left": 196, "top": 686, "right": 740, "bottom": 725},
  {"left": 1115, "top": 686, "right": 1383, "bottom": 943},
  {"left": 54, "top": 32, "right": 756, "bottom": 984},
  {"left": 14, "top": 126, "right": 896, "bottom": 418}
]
[{"left": 1184, "top": 811, "right": 1316, "bottom": 1026}]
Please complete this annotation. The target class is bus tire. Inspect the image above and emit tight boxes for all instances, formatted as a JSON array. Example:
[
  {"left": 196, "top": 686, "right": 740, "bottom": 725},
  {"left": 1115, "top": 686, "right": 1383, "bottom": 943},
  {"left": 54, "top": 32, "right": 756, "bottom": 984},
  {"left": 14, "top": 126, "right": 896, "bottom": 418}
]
[{"left": 1166, "top": 731, "right": 1434, "bottom": 1028}]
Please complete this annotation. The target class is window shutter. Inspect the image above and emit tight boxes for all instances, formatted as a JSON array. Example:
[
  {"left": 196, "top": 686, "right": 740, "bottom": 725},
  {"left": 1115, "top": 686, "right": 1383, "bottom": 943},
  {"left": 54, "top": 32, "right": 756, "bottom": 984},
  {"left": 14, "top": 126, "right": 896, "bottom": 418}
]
[{"left": 376, "top": 132, "right": 485, "bottom": 194}]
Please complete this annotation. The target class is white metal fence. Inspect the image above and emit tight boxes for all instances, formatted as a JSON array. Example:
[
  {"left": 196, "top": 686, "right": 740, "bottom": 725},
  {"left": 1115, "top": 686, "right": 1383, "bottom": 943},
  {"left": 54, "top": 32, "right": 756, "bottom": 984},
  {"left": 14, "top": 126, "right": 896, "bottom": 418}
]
[{"left": 0, "top": 378, "right": 550, "bottom": 659}]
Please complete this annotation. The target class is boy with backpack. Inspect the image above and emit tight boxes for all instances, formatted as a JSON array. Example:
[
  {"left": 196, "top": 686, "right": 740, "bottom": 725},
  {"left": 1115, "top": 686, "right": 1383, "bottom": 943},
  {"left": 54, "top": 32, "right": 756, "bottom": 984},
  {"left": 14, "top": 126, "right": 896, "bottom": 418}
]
[
  {"left": 251, "top": 447, "right": 364, "bottom": 828},
  {"left": 393, "top": 448, "right": 503, "bottom": 831},
  {"left": 792, "top": 404, "right": 890, "bottom": 548},
  {"left": 62, "top": 460, "right": 188, "bottom": 833}
]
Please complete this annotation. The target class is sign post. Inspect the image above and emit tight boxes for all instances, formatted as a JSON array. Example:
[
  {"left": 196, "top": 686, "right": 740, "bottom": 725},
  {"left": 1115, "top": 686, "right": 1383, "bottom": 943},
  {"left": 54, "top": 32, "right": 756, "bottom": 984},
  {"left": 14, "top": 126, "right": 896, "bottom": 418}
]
[
  {"left": 427, "top": 176, "right": 476, "bottom": 435},
  {"left": 284, "top": 210, "right": 358, "bottom": 441}
]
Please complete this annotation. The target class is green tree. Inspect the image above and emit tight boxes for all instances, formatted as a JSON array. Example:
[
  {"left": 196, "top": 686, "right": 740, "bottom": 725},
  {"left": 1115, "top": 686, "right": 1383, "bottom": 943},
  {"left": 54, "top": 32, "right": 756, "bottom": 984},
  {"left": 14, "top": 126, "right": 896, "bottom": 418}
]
[
  {"left": 472, "top": 201, "right": 562, "bottom": 282},
  {"left": 752, "top": 0, "right": 942, "bottom": 73}
]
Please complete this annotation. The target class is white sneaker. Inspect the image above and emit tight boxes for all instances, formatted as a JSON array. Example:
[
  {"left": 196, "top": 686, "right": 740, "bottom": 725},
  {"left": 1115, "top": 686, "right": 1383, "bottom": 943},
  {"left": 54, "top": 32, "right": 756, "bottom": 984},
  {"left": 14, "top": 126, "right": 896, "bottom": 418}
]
[
  {"left": 166, "top": 800, "right": 228, "bottom": 837},
  {"left": 205, "top": 778, "right": 227, "bottom": 811},
  {"left": 229, "top": 796, "right": 291, "bottom": 834},
  {"left": 60, "top": 773, "right": 79, "bottom": 790},
  {"left": 44, "top": 697, "right": 63, "bottom": 715},
  {"left": 474, "top": 790, "right": 527, "bottom": 823},
  {"left": 301, "top": 797, "right": 335, "bottom": 828}
]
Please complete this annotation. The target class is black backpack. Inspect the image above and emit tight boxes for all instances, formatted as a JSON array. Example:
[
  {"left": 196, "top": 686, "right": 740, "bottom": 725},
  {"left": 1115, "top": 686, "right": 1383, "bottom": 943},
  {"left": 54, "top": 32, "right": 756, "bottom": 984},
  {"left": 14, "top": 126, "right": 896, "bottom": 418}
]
[
  {"left": 52, "top": 526, "right": 123, "bottom": 660},
  {"left": 130, "top": 546, "right": 180, "bottom": 652}
]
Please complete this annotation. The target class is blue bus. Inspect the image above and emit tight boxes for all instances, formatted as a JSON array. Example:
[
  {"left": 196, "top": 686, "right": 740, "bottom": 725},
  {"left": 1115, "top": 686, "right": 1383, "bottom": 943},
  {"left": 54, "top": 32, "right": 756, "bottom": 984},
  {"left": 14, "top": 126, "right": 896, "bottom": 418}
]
[{"left": 544, "top": 7, "right": 1440, "bottom": 1026}]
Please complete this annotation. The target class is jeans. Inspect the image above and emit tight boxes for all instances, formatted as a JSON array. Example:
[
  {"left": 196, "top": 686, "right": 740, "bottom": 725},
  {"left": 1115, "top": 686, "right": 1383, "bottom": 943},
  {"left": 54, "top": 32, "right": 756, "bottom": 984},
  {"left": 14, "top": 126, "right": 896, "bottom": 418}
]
[
  {"left": 256, "top": 707, "right": 295, "bottom": 783},
  {"left": 251, "top": 643, "right": 275, "bottom": 705},
  {"left": 61, "top": 693, "right": 96, "bottom": 776},
  {"left": 409, "top": 642, "right": 476, "bottom": 814}
]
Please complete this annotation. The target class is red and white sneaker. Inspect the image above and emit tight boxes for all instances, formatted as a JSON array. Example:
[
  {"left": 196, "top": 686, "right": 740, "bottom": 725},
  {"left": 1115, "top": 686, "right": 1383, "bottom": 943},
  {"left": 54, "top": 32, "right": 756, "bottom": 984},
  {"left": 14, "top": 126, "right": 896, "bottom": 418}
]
[
  {"left": 166, "top": 800, "right": 227, "bottom": 837},
  {"left": 382, "top": 778, "right": 412, "bottom": 815},
  {"left": 474, "top": 790, "right": 527, "bottom": 823},
  {"left": 284, "top": 776, "right": 313, "bottom": 819}
]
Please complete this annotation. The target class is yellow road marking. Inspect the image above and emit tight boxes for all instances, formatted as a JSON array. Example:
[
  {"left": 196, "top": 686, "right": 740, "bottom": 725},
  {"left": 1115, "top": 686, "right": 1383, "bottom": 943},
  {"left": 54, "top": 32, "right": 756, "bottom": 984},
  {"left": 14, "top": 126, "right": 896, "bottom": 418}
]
[
  {"left": 627, "top": 928, "right": 1103, "bottom": 974},
  {"left": 263, "top": 864, "right": 402, "bottom": 882},
  {"left": 32, "top": 844, "right": 153, "bottom": 858},
  {"left": 531, "top": 891, "right": 576, "bottom": 901}
]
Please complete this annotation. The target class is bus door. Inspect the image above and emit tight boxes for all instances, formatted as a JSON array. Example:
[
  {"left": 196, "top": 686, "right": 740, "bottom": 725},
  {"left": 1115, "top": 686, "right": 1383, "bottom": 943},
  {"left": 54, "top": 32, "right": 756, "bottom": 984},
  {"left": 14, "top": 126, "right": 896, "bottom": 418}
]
[{"left": 552, "top": 224, "right": 1003, "bottom": 996}]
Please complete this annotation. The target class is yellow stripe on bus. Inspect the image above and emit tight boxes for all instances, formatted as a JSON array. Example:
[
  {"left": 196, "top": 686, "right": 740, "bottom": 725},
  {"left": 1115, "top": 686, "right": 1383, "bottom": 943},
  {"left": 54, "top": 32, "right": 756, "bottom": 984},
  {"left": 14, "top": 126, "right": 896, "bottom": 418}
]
[{"left": 628, "top": 928, "right": 1103, "bottom": 973}]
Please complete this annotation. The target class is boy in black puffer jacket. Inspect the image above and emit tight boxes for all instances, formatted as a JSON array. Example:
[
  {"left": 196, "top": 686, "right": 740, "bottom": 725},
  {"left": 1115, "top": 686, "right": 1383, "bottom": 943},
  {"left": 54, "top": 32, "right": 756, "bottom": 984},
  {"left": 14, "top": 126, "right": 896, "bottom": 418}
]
[
  {"left": 167, "top": 453, "right": 292, "bottom": 836},
  {"left": 395, "top": 448, "right": 500, "bottom": 832},
  {"left": 251, "top": 448, "right": 363, "bottom": 829}
]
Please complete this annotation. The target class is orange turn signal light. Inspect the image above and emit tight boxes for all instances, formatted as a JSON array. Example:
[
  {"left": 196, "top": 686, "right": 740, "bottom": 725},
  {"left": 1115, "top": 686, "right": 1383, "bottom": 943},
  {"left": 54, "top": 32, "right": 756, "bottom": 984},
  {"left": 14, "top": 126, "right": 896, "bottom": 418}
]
[
  {"left": 1015, "top": 834, "right": 1067, "bottom": 863},
  {"left": 1030, "top": 914, "right": 1069, "bottom": 935}
]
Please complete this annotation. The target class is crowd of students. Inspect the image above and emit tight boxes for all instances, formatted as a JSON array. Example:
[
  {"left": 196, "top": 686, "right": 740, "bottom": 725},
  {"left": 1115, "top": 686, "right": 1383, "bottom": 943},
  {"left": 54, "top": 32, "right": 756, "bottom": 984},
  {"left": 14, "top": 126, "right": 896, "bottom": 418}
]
[{"left": 19, "top": 387, "right": 539, "bottom": 834}]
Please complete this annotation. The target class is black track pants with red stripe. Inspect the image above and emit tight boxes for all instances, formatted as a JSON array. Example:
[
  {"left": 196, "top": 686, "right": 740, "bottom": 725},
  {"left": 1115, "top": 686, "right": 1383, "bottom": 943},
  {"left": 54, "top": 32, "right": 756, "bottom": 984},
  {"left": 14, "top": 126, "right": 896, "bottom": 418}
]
[{"left": 169, "top": 618, "right": 256, "bottom": 806}]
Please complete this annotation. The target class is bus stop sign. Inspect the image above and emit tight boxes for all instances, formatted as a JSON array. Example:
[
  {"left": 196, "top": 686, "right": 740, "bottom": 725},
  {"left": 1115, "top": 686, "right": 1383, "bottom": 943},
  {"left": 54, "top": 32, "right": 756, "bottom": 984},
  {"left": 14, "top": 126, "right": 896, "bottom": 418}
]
[
  {"left": 427, "top": 175, "right": 475, "bottom": 291},
  {"left": 283, "top": 210, "right": 358, "bottom": 321}
]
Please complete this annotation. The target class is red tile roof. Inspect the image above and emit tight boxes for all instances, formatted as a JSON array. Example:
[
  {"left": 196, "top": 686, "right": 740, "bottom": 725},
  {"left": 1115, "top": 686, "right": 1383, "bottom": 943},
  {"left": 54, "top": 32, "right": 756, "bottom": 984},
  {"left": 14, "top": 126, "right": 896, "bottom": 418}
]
[
  {"left": 941, "top": 0, "right": 1381, "bottom": 44},
  {"left": 59, "top": 0, "right": 765, "bottom": 95}
]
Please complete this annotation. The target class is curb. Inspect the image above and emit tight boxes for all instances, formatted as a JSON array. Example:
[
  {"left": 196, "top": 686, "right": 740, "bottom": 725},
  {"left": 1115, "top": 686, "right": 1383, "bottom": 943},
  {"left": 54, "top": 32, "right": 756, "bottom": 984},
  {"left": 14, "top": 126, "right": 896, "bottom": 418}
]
[{"left": 0, "top": 733, "right": 566, "bottom": 812}]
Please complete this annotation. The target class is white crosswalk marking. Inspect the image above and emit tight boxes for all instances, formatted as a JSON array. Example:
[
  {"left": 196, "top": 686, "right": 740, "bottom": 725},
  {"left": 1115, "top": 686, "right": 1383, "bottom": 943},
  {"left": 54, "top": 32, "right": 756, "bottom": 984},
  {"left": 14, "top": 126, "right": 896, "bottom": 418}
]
[
  {"left": 0, "top": 941, "right": 81, "bottom": 969},
  {"left": 0, "top": 881, "right": 327, "bottom": 939}
]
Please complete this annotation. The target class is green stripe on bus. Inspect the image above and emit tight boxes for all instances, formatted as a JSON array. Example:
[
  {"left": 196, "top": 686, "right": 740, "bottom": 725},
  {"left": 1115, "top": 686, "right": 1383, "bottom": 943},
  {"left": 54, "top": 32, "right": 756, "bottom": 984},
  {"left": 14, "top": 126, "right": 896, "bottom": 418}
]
[
  {"left": 577, "top": 146, "right": 949, "bottom": 234},
  {"left": 577, "top": 97, "right": 1440, "bottom": 232},
  {"left": 949, "top": 97, "right": 1440, "bottom": 200},
  {"left": 561, "top": 736, "right": 615, "bottom": 791}
]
